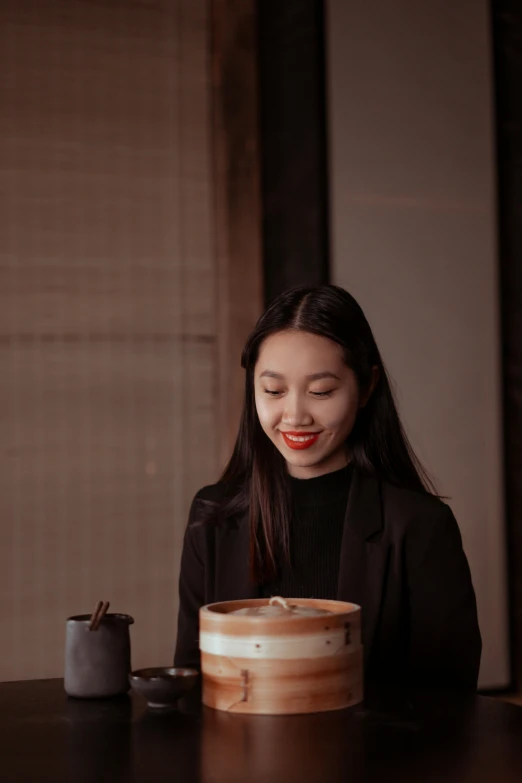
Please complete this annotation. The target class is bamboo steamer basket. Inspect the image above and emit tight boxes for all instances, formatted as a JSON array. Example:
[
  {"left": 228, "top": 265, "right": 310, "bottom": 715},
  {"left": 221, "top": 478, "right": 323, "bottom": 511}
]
[{"left": 199, "top": 597, "right": 363, "bottom": 715}]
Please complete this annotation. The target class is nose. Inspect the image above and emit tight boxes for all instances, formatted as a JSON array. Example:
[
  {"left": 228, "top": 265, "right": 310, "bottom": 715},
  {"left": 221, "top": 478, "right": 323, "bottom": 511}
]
[{"left": 281, "top": 392, "right": 313, "bottom": 427}]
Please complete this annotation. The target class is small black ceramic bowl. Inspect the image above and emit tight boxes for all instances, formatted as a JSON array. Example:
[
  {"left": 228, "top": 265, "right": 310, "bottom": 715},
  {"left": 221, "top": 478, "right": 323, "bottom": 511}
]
[{"left": 129, "top": 667, "right": 199, "bottom": 710}]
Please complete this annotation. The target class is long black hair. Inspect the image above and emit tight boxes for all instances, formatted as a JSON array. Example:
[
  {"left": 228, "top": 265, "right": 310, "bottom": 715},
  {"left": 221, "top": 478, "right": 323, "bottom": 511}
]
[{"left": 206, "top": 285, "right": 436, "bottom": 583}]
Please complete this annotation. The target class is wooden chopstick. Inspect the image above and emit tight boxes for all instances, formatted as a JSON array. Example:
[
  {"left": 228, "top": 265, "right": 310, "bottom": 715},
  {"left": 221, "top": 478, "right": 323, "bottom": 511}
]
[
  {"left": 92, "top": 601, "right": 110, "bottom": 631},
  {"left": 89, "top": 600, "right": 110, "bottom": 631},
  {"left": 89, "top": 600, "right": 103, "bottom": 631}
]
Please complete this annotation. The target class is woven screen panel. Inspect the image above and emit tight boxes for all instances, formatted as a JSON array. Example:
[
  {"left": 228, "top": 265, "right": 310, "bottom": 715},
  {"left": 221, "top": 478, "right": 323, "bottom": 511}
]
[{"left": 0, "top": 0, "right": 217, "bottom": 680}]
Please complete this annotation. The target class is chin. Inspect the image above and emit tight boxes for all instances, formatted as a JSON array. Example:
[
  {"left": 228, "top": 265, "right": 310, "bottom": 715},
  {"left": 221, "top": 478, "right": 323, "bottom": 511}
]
[{"left": 286, "top": 454, "right": 325, "bottom": 469}]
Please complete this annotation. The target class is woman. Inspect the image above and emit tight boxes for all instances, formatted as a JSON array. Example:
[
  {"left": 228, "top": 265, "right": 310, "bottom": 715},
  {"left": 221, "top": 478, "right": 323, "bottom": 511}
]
[{"left": 175, "top": 285, "right": 481, "bottom": 690}]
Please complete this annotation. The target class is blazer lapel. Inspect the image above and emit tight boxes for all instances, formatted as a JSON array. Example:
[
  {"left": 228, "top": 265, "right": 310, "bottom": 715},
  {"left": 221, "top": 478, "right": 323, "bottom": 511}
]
[
  {"left": 214, "top": 518, "right": 259, "bottom": 602},
  {"left": 337, "top": 469, "right": 390, "bottom": 665}
]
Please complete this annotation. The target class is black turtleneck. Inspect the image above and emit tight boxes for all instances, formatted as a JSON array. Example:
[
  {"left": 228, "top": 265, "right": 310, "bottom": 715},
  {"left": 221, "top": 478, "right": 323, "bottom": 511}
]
[{"left": 261, "top": 463, "right": 352, "bottom": 600}]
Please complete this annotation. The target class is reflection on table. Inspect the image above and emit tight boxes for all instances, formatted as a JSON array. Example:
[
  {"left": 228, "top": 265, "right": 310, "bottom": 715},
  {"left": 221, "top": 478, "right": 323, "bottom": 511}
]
[{"left": 1, "top": 680, "right": 522, "bottom": 783}]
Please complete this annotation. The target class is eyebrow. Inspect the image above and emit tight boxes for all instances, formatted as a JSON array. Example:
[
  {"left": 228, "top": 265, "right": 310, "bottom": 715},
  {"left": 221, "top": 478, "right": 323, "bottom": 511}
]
[{"left": 259, "top": 370, "right": 341, "bottom": 381}]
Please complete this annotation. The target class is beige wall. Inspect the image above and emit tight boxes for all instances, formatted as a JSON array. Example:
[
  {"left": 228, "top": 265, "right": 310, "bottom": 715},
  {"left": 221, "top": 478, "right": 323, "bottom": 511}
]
[
  {"left": 0, "top": 0, "right": 218, "bottom": 680},
  {"left": 327, "top": 0, "right": 509, "bottom": 687}
]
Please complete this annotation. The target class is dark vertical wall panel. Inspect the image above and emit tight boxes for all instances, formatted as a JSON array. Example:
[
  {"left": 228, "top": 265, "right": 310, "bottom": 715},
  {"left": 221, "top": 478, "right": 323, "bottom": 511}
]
[
  {"left": 492, "top": 0, "right": 522, "bottom": 691},
  {"left": 211, "top": 0, "right": 264, "bottom": 466},
  {"left": 257, "top": 0, "right": 329, "bottom": 304}
]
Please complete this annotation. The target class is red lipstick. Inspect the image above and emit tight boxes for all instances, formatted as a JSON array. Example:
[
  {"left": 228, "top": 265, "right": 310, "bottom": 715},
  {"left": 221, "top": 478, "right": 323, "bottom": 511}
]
[{"left": 280, "top": 431, "right": 320, "bottom": 450}]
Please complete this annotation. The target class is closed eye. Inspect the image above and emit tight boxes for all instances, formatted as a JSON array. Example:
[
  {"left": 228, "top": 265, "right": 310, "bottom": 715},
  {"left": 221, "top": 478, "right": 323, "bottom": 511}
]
[
  {"left": 310, "top": 390, "right": 334, "bottom": 397},
  {"left": 263, "top": 389, "right": 283, "bottom": 396}
]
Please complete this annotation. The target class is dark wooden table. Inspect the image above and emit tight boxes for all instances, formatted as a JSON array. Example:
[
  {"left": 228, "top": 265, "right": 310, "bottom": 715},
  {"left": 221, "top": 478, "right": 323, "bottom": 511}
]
[{"left": 1, "top": 679, "right": 522, "bottom": 782}]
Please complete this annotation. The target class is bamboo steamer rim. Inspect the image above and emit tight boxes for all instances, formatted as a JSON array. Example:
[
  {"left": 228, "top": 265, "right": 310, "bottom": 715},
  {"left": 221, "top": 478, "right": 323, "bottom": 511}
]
[{"left": 200, "top": 597, "right": 361, "bottom": 628}]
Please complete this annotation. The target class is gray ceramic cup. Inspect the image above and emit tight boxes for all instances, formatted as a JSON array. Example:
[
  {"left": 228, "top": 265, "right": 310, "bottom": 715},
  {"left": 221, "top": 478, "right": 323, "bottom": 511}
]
[{"left": 64, "top": 613, "right": 134, "bottom": 698}]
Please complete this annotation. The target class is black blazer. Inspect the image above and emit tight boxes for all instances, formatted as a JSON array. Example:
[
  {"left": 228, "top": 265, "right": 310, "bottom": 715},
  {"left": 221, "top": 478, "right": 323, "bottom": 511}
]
[{"left": 174, "top": 469, "right": 482, "bottom": 690}]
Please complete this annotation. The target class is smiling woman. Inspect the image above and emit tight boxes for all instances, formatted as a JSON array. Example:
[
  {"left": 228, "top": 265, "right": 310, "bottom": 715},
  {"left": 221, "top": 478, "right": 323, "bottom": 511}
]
[
  {"left": 175, "top": 285, "right": 482, "bottom": 692},
  {"left": 255, "top": 331, "right": 377, "bottom": 478}
]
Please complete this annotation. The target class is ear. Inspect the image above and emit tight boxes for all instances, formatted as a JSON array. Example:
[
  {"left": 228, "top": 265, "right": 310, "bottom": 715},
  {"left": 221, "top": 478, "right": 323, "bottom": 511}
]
[{"left": 359, "top": 365, "right": 379, "bottom": 409}]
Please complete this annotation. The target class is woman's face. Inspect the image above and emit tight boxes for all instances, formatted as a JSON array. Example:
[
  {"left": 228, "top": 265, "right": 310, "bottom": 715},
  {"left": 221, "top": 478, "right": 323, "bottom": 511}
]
[{"left": 254, "top": 330, "right": 367, "bottom": 479}]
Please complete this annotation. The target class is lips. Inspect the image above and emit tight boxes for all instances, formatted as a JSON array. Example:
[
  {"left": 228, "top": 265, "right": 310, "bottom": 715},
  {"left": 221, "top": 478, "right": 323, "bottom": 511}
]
[{"left": 280, "top": 431, "right": 321, "bottom": 450}]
